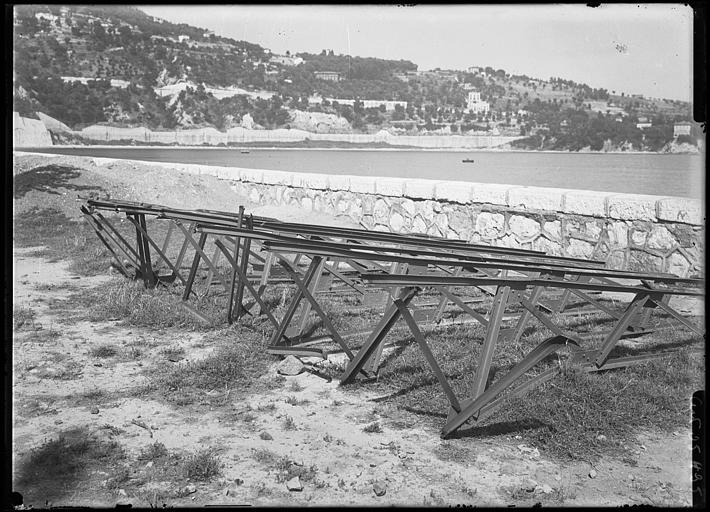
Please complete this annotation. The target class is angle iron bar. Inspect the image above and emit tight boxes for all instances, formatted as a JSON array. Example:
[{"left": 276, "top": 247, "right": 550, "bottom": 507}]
[
  {"left": 593, "top": 294, "right": 651, "bottom": 368},
  {"left": 455, "top": 367, "right": 561, "bottom": 434},
  {"left": 647, "top": 297, "right": 705, "bottom": 336},
  {"left": 85, "top": 212, "right": 142, "bottom": 270},
  {"left": 277, "top": 257, "right": 355, "bottom": 359},
  {"left": 132, "top": 214, "right": 151, "bottom": 288},
  {"left": 213, "top": 239, "right": 281, "bottom": 330},
  {"left": 137, "top": 214, "right": 157, "bottom": 286},
  {"left": 359, "top": 274, "right": 703, "bottom": 296},
  {"left": 294, "top": 256, "right": 327, "bottom": 336},
  {"left": 227, "top": 206, "right": 245, "bottom": 324},
  {"left": 446, "top": 335, "right": 577, "bottom": 435},
  {"left": 93, "top": 211, "right": 142, "bottom": 262},
  {"left": 340, "top": 286, "right": 420, "bottom": 385},
  {"left": 518, "top": 297, "right": 585, "bottom": 345},
  {"left": 395, "top": 299, "right": 463, "bottom": 412},
  {"left": 470, "top": 286, "right": 511, "bottom": 401},
  {"left": 267, "top": 255, "right": 323, "bottom": 347},
  {"left": 235, "top": 225, "right": 253, "bottom": 320},
  {"left": 434, "top": 286, "right": 489, "bottom": 327},
  {"left": 125, "top": 215, "right": 188, "bottom": 287},
  {"left": 160, "top": 220, "right": 175, "bottom": 256},
  {"left": 172, "top": 221, "right": 196, "bottom": 279},
  {"left": 265, "top": 239, "right": 700, "bottom": 285},
  {"left": 265, "top": 346, "right": 327, "bottom": 358},
  {"left": 181, "top": 229, "right": 208, "bottom": 301},
  {"left": 82, "top": 212, "right": 133, "bottom": 277}
]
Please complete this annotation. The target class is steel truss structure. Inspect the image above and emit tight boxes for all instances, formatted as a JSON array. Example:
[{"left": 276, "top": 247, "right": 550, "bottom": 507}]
[{"left": 82, "top": 199, "right": 705, "bottom": 437}]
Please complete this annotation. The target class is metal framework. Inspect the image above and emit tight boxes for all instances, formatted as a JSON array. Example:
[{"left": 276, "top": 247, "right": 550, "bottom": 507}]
[{"left": 81, "top": 199, "right": 705, "bottom": 437}]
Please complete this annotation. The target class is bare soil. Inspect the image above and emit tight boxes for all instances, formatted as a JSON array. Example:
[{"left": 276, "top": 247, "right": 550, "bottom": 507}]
[{"left": 11, "top": 152, "right": 694, "bottom": 507}]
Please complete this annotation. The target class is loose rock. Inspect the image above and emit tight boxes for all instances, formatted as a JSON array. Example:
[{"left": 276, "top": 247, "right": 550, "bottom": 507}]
[
  {"left": 183, "top": 485, "right": 197, "bottom": 495},
  {"left": 538, "top": 484, "right": 554, "bottom": 494},
  {"left": 589, "top": 469, "right": 597, "bottom": 479},
  {"left": 90, "top": 406, "right": 99, "bottom": 414},
  {"left": 523, "top": 479, "right": 537, "bottom": 492},
  {"left": 373, "top": 481, "right": 387, "bottom": 496},
  {"left": 286, "top": 476, "right": 303, "bottom": 491},
  {"left": 260, "top": 431, "right": 273, "bottom": 441},
  {"left": 277, "top": 356, "right": 305, "bottom": 376}
]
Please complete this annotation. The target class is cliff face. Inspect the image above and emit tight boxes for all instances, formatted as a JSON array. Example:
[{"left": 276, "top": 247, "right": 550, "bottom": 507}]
[
  {"left": 288, "top": 110, "right": 352, "bottom": 133},
  {"left": 13, "top": 112, "right": 53, "bottom": 147}
]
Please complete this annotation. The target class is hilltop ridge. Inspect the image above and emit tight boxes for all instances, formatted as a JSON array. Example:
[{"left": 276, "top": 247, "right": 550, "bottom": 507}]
[{"left": 13, "top": 5, "right": 698, "bottom": 151}]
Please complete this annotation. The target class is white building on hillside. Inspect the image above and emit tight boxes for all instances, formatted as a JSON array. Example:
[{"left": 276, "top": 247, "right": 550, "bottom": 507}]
[
  {"left": 466, "top": 91, "right": 489, "bottom": 114},
  {"left": 269, "top": 54, "right": 304, "bottom": 66}
]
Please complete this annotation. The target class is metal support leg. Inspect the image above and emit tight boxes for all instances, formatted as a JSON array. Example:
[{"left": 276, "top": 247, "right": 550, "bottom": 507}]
[
  {"left": 340, "top": 286, "right": 420, "bottom": 385},
  {"left": 182, "top": 230, "right": 208, "bottom": 301},
  {"left": 268, "top": 256, "right": 323, "bottom": 346}
]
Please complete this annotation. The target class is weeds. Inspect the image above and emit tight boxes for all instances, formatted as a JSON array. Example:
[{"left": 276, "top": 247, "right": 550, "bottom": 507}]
[
  {"left": 363, "top": 422, "right": 383, "bottom": 434},
  {"left": 285, "top": 395, "right": 310, "bottom": 406},
  {"left": 22, "top": 326, "right": 61, "bottom": 344},
  {"left": 13, "top": 306, "right": 37, "bottom": 330},
  {"left": 181, "top": 449, "right": 222, "bottom": 481},
  {"left": 139, "top": 442, "right": 169, "bottom": 461},
  {"left": 282, "top": 415, "right": 297, "bottom": 431},
  {"left": 148, "top": 330, "right": 278, "bottom": 405},
  {"left": 90, "top": 345, "right": 118, "bottom": 358},
  {"left": 288, "top": 380, "right": 305, "bottom": 392}
]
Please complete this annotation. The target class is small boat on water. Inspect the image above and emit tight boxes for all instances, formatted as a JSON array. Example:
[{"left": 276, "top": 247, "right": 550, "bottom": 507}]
[{"left": 462, "top": 158, "right": 475, "bottom": 163}]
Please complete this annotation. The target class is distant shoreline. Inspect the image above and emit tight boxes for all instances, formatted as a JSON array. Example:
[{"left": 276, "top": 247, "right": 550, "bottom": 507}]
[{"left": 18, "top": 144, "right": 699, "bottom": 155}]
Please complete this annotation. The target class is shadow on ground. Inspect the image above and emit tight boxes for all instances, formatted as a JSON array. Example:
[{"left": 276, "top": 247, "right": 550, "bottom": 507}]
[
  {"left": 13, "top": 426, "right": 126, "bottom": 505},
  {"left": 14, "top": 165, "right": 104, "bottom": 199}
]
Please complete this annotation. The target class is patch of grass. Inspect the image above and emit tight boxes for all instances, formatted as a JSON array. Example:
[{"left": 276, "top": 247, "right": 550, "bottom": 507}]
[
  {"left": 13, "top": 306, "right": 37, "bottom": 330},
  {"left": 282, "top": 415, "right": 297, "bottom": 431},
  {"left": 485, "top": 346, "right": 704, "bottom": 462},
  {"left": 284, "top": 395, "right": 310, "bottom": 406},
  {"left": 89, "top": 344, "right": 118, "bottom": 358},
  {"left": 14, "top": 207, "right": 114, "bottom": 277},
  {"left": 363, "top": 422, "right": 383, "bottom": 433},
  {"left": 105, "top": 467, "right": 131, "bottom": 490},
  {"left": 81, "top": 388, "right": 106, "bottom": 401},
  {"left": 22, "top": 326, "right": 61, "bottom": 344},
  {"left": 88, "top": 279, "right": 224, "bottom": 330},
  {"left": 360, "top": 298, "right": 703, "bottom": 463},
  {"left": 288, "top": 380, "right": 305, "bottom": 392},
  {"left": 253, "top": 449, "right": 317, "bottom": 484},
  {"left": 159, "top": 345, "right": 185, "bottom": 360},
  {"left": 181, "top": 449, "right": 222, "bottom": 482},
  {"left": 139, "top": 441, "right": 169, "bottom": 461},
  {"left": 147, "top": 329, "right": 278, "bottom": 405},
  {"left": 252, "top": 448, "right": 279, "bottom": 464}
]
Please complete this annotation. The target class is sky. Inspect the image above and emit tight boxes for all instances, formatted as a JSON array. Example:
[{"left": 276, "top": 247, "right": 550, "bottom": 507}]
[{"left": 138, "top": 4, "right": 694, "bottom": 102}]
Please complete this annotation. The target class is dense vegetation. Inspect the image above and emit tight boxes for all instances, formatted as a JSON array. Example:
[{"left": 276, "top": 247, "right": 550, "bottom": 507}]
[{"left": 13, "top": 4, "right": 696, "bottom": 151}]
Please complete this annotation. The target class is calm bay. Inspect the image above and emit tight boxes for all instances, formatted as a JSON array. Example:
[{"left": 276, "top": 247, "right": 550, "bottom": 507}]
[{"left": 23, "top": 147, "right": 704, "bottom": 198}]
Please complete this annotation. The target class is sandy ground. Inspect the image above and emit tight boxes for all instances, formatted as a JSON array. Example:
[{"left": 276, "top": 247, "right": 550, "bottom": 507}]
[{"left": 11, "top": 153, "right": 696, "bottom": 507}]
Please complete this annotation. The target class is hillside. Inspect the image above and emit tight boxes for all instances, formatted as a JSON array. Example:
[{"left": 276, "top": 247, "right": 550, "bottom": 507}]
[{"left": 13, "top": 5, "right": 697, "bottom": 151}]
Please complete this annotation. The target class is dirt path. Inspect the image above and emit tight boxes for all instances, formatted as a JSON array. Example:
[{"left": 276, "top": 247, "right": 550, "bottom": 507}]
[{"left": 12, "top": 248, "right": 694, "bottom": 507}]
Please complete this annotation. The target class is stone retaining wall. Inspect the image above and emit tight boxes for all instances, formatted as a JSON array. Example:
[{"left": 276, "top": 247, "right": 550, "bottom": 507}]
[
  {"left": 73, "top": 125, "right": 521, "bottom": 149},
  {"left": 18, "top": 152, "right": 705, "bottom": 276}
]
